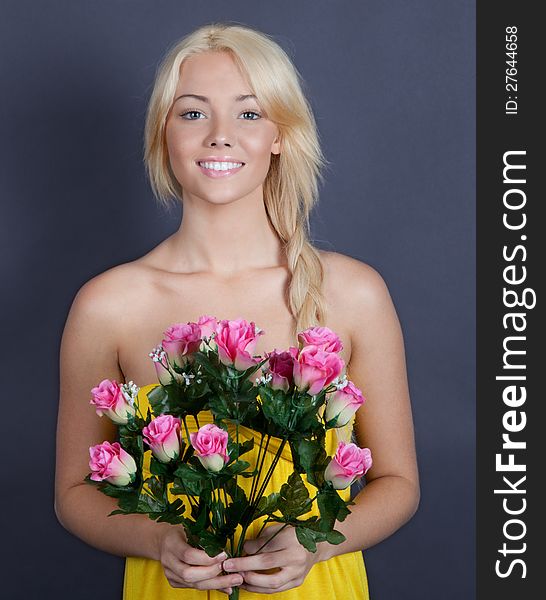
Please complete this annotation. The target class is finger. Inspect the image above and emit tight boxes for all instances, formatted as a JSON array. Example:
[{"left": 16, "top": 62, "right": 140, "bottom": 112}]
[
  {"left": 171, "top": 572, "right": 242, "bottom": 591},
  {"left": 220, "top": 588, "right": 233, "bottom": 596},
  {"left": 182, "top": 547, "right": 227, "bottom": 566},
  {"left": 241, "top": 566, "right": 294, "bottom": 589},
  {"left": 176, "top": 561, "right": 225, "bottom": 584},
  {"left": 193, "top": 574, "right": 243, "bottom": 591},
  {"left": 223, "top": 550, "right": 288, "bottom": 573},
  {"left": 240, "top": 576, "right": 301, "bottom": 594}
]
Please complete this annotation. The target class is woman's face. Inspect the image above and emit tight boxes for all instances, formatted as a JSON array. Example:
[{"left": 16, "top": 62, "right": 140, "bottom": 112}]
[{"left": 165, "top": 51, "right": 281, "bottom": 206}]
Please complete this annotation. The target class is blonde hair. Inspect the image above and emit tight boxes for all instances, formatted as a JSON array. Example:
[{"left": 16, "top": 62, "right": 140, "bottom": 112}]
[{"left": 144, "top": 22, "right": 329, "bottom": 340}]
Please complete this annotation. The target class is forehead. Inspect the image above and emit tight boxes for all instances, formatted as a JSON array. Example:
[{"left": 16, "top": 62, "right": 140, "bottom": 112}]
[{"left": 175, "top": 51, "right": 253, "bottom": 96}]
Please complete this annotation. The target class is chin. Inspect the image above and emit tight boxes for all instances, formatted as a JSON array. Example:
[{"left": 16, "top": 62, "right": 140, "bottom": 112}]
[{"left": 188, "top": 185, "right": 262, "bottom": 206}]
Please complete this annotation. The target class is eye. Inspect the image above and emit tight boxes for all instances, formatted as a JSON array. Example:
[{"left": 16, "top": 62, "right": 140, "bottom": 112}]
[
  {"left": 240, "top": 111, "right": 261, "bottom": 120},
  {"left": 180, "top": 110, "right": 205, "bottom": 120}
]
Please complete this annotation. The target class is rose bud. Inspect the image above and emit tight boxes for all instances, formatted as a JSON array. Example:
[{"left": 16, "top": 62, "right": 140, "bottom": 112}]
[
  {"left": 90, "top": 379, "right": 135, "bottom": 425},
  {"left": 162, "top": 322, "right": 202, "bottom": 369},
  {"left": 89, "top": 441, "right": 137, "bottom": 486},
  {"left": 297, "top": 326, "right": 343, "bottom": 353},
  {"left": 214, "top": 318, "right": 264, "bottom": 371},
  {"left": 142, "top": 415, "right": 181, "bottom": 463},
  {"left": 189, "top": 424, "right": 229, "bottom": 472},
  {"left": 197, "top": 315, "right": 219, "bottom": 351},
  {"left": 265, "top": 347, "right": 299, "bottom": 391},
  {"left": 293, "top": 345, "right": 345, "bottom": 395},
  {"left": 197, "top": 315, "right": 218, "bottom": 339},
  {"left": 324, "top": 442, "right": 372, "bottom": 490},
  {"left": 325, "top": 381, "right": 365, "bottom": 427},
  {"left": 148, "top": 345, "right": 174, "bottom": 385}
]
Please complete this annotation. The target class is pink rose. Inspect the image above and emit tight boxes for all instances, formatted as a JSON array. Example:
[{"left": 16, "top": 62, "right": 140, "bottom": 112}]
[
  {"left": 153, "top": 354, "right": 172, "bottom": 385},
  {"left": 298, "top": 326, "right": 343, "bottom": 353},
  {"left": 265, "top": 347, "right": 299, "bottom": 391},
  {"left": 162, "top": 322, "right": 202, "bottom": 369},
  {"left": 325, "top": 381, "right": 365, "bottom": 427},
  {"left": 89, "top": 441, "right": 137, "bottom": 486},
  {"left": 189, "top": 424, "right": 229, "bottom": 472},
  {"left": 293, "top": 345, "right": 345, "bottom": 395},
  {"left": 214, "top": 318, "right": 264, "bottom": 371},
  {"left": 142, "top": 415, "right": 181, "bottom": 463},
  {"left": 197, "top": 315, "right": 218, "bottom": 339},
  {"left": 324, "top": 442, "right": 372, "bottom": 490},
  {"left": 90, "top": 379, "right": 135, "bottom": 424},
  {"left": 149, "top": 346, "right": 174, "bottom": 385}
]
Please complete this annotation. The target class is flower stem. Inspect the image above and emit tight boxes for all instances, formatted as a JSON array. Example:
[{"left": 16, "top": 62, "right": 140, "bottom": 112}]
[
  {"left": 182, "top": 417, "right": 192, "bottom": 445},
  {"left": 254, "top": 523, "right": 289, "bottom": 554},
  {"left": 249, "top": 433, "right": 269, "bottom": 506},
  {"left": 251, "top": 438, "right": 287, "bottom": 510}
]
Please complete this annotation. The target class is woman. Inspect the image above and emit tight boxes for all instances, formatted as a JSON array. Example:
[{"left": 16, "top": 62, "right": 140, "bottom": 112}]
[{"left": 54, "top": 22, "right": 420, "bottom": 599}]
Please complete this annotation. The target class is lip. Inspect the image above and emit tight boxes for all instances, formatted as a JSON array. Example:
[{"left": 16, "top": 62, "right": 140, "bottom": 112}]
[
  {"left": 196, "top": 157, "right": 246, "bottom": 178},
  {"left": 196, "top": 156, "right": 246, "bottom": 163}
]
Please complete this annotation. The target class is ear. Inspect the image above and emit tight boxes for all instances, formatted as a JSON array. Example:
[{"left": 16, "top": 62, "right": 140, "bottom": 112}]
[{"left": 271, "top": 131, "right": 281, "bottom": 155}]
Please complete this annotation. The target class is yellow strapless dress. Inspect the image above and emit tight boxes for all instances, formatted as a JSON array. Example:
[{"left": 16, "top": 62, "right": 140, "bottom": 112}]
[{"left": 122, "top": 384, "right": 369, "bottom": 599}]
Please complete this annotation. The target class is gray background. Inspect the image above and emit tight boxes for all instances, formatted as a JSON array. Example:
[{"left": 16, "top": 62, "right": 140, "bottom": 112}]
[{"left": 1, "top": 1, "right": 475, "bottom": 598}]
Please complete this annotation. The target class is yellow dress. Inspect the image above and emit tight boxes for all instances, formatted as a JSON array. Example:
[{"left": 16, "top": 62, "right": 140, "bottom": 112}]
[{"left": 123, "top": 384, "right": 369, "bottom": 599}]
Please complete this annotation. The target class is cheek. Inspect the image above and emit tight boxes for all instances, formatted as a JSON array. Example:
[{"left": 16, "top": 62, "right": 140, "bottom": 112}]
[
  {"left": 243, "top": 124, "right": 278, "bottom": 158},
  {"left": 165, "top": 124, "right": 196, "bottom": 164}
]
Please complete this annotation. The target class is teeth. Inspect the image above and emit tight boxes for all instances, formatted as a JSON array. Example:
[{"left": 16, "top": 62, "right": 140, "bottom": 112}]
[{"left": 199, "top": 161, "right": 243, "bottom": 171}]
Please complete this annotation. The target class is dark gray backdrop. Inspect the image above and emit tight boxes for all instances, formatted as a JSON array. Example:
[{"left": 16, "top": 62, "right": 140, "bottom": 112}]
[{"left": 1, "top": 1, "right": 475, "bottom": 598}]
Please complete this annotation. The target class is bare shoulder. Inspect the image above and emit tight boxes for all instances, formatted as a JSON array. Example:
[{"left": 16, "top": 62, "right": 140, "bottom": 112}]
[
  {"left": 318, "top": 249, "right": 392, "bottom": 313},
  {"left": 67, "top": 260, "right": 154, "bottom": 330}
]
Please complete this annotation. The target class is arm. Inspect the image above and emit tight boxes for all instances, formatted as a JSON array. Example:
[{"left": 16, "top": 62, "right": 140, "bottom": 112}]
[
  {"left": 318, "top": 262, "right": 420, "bottom": 559},
  {"left": 224, "top": 259, "right": 420, "bottom": 593},
  {"left": 54, "top": 275, "right": 168, "bottom": 560},
  {"left": 54, "top": 273, "right": 242, "bottom": 594}
]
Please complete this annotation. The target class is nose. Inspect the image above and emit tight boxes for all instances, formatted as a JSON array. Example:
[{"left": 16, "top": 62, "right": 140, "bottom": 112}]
[{"left": 205, "top": 115, "right": 236, "bottom": 148}]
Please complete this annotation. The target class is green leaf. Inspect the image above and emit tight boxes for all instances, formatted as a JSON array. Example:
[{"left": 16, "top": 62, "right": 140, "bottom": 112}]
[
  {"left": 224, "top": 479, "right": 248, "bottom": 503},
  {"left": 137, "top": 492, "right": 165, "bottom": 513},
  {"left": 317, "top": 489, "right": 352, "bottom": 530},
  {"left": 149, "top": 456, "right": 170, "bottom": 477},
  {"left": 260, "top": 386, "right": 293, "bottom": 432},
  {"left": 174, "top": 463, "right": 207, "bottom": 482},
  {"left": 171, "top": 476, "right": 202, "bottom": 497},
  {"left": 192, "top": 351, "right": 223, "bottom": 380},
  {"left": 238, "top": 438, "right": 254, "bottom": 458},
  {"left": 253, "top": 492, "right": 280, "bottom": 519},
  {"left": 211, "top": 498, "right": 226, "bottom": 530},
  {"left": 207, "top": 394, "right": 237, "bottom": 422},
  {"left": 295, "top": 527, "right": 318, "bottom": 553},
  {"left": 326, "top": 530, "right": 346, "bottom": 545},
  {"left": 228, "top": 460, "right": 250, "bottom": 476},
  {"left": 199, "top": 531, "right": 227, "bottom": 558},
  {"left": 278, "top": 472, "right": 312, "bottom": 519},
  {"left": 294, "top": 438, "right": 327, "bottom": 487},
  {"left": 148, "top": 386, "right": 169, "bottom": 415},
  {"left": 156, "top": 512, "right": 185, "bottom": 525},
  {"left": 224, "top": 499, "right": 247, "bottom": 529}
]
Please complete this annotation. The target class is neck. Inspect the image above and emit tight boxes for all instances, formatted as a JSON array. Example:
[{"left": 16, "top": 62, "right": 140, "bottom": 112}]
[{"left": 167, "top": 188, "right": 287, "bottom": 277}]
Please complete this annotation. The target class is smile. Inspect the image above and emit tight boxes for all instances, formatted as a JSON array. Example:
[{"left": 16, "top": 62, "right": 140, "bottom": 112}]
[{"left": 197, "top": 160, "right": 245, "bottom": 178}]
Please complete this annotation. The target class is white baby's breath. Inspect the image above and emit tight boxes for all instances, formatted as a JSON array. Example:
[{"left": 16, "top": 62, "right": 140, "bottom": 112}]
[
  {"left": 148, "top": 345, "right": 167, "bottom": 363},
  {"left": 121, "top": 380, "right": 140, "bottom": 406},
  {"left": 333, "top": 374, "right": 349, "bottom": 390},
  {"left": 181, "top": 372, "right": 195, "bottom": 386},
  {"left": 255, "top": 372, "right": 273, "bottom": 385}
]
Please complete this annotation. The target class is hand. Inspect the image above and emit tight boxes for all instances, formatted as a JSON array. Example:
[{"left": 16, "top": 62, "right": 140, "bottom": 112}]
[
  {"left": 222, "top": 524, "right": 324, "bottom": 594},
  {"left": 157, "top": 527, "right": 243, "bottom": 595}
]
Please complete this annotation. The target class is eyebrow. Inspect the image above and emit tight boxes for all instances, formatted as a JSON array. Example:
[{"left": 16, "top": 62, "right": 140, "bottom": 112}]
[{"left": 173, "top": 93, "right": 258, "bottom": 104}]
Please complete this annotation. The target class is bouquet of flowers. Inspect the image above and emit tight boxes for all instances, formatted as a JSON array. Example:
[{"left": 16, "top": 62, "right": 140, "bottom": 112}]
[{"left": 86, "top": 316, "right": 372, "bottom": 599}]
